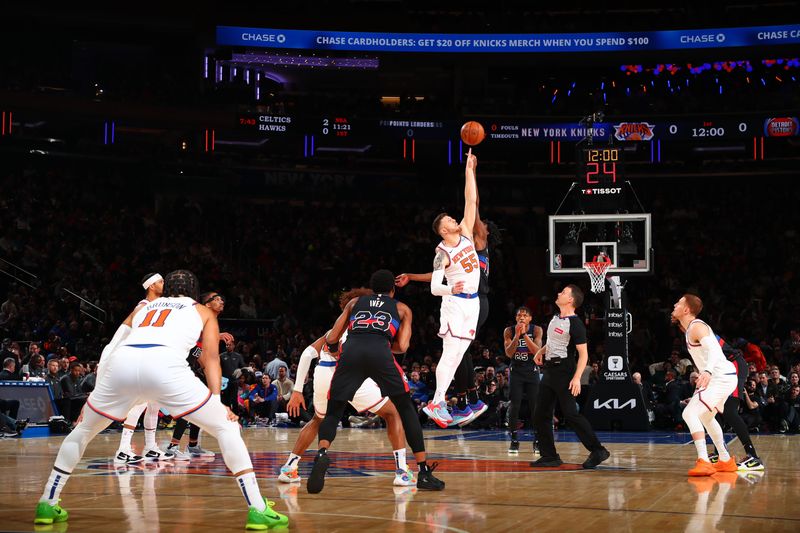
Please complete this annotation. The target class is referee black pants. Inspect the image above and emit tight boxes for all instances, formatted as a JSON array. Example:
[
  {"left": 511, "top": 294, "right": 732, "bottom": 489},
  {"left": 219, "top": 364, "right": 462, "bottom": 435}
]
[{"left": 533, "top": 362, "right": 602, "bottom": 458}]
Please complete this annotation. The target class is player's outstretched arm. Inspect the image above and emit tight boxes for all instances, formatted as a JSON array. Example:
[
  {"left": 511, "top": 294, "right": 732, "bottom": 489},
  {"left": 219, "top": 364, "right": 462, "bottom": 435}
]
[
  {"left": 395, "top": 272, "right": 433, "bottom": 287},
  {"left": 197, "top": 306, "right": 222, "bottom": 395},
  {"left": 391, "top": 303, "right": 413, "bottom": 354},
  {"left": 460, "top": 149, "right": 478, "bottom": 240}
]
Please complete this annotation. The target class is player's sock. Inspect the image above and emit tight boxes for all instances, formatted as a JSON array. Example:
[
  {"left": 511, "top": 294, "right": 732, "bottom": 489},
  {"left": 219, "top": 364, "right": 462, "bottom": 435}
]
[
  {"left": 393, "top": 449, "right": 407, "bottom": 471},
  {"left": 744, "top": 442, "right": 758, "bottom": 458},
  {"left": 236, "top": 472, "right": 266, "bottom": 511},
  {"left": 119, "top": 427, "right": 135, "bottom": 451},
  {"left": 702, "top": 415, "right": 730, "bottom": 461},
  {"left": 189, "top": 439, "right": 198, "bottom": 447},
  {"left": 510, "top": 430, "right": 518, "bottom": 441},
  {"left": 456, "top": 394, "right": 467, "bottom": 410},
  {"left": 693, "top": 439, "right": 709, "bottom": 461},
  {"left": 285, "top": 453, "right": 301, "bottom": 468},
  {"left": 467, "top": 388, "right": 479, "bottom": 405},
  {"left": 417, "top": 460, "right": 428, "bottom": 472},
  {"left": 41, "top": 468, "right": 70, "bottom": 505},
  {"left": 144, "top": 427, "right": 157, "bottom": 450}
]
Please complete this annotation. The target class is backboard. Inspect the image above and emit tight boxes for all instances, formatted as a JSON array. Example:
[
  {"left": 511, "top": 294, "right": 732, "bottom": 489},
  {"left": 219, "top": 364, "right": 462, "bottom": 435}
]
[{"left": 548, "top": 213, "right": 652, "bottom": 275}]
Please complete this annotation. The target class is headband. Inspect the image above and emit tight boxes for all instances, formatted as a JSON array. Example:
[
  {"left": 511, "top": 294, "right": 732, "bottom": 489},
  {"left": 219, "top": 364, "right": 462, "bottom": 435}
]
[{"left": 142, "top": 273, "right": 163, "bottom": 290}]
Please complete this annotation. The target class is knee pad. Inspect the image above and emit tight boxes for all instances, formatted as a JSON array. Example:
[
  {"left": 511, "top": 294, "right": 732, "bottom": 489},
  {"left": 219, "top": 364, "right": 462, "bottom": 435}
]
[{"left": 682, "top": 399, "right": 708, "bottom": 434}]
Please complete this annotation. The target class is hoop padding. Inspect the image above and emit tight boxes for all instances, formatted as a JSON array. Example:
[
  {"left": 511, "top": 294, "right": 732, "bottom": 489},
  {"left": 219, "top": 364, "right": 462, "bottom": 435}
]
[{"left": 584, "top": 261, "right": 613, "bottom": 293}]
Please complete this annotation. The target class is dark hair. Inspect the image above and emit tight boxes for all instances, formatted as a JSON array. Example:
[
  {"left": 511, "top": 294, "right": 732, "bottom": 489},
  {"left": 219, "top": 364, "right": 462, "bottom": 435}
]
[
  {"left": 69, "top": 361, "right": 82, "bottom": 370},
  {"left": 141, "top": 272, "right": 159, "bottom": 286},
  {"left": 370, "top": 270, "right": 395, "bottom": 294},
  {"left": 485, "top": 219, "right": 502, "bottom": 247},
  {"left": 566, "top": 284, "right": 584, "bottom": 308},
  {"left": 432, "top": 213, "right": 448, "bottom": 236},
  {"left": 683, "top": 293, "right": 704, "bottom": 316},
  {"left": 199, "top": 291, "right": 214, "bottom": 304},
  {"left": 163, "top": 270, "right": 199, "bottom": 300},
  {"left": 515, "top": 306, "right": 532, "bottom": 316},
  {"left": 339, "top": 287, "right": 373, "bottom": 310}
]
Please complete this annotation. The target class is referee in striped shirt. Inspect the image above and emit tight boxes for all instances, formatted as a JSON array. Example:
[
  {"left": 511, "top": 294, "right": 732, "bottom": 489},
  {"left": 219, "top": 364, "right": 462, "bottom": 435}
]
[{"left": 531, "top": 284, "right": 610, "bottom": 469}]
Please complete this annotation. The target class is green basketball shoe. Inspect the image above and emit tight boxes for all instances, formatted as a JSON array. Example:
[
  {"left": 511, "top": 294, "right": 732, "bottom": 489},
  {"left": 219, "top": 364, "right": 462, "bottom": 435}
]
[
  {"left": 245, "top": 499, "right": 289, "bottom": 530},
  {"left": 34, "top": 500, "right": 69, "bottom": 524}
]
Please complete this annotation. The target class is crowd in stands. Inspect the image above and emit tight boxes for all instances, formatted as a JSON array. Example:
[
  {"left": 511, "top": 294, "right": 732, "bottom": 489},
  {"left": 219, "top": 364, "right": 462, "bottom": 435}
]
[{"left": 0, "top": 160, "right": 798, "bottom": 434}]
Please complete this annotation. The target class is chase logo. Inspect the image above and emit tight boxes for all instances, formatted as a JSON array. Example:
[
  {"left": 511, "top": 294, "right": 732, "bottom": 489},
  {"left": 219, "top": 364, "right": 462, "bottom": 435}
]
[{"left": 679, "top": 33, "right": 720, "bottom": 44}]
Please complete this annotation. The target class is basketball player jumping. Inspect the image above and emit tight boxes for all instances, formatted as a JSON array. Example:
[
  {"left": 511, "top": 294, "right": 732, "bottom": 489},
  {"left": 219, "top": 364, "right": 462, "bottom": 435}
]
[
  {"left": 34, "top": 270, "right": 288, "bottom": 530},
  {"left": 421, "top": 149, "right": 480, "bottom": 427},
  {"left": 110, "top": 273, "right": 175, "bottom": 464},
  {"left": 277, "top": 287, "right": 417, "bottom": 487},
  {"left": 307, "top": 270, "right": 445, "bottom": 494},
  {"left": 671, "top": 293, "right": 739, "bottom": 476},
  {"left": 396, "top": 155, "right": 491, "bottom": 427}
]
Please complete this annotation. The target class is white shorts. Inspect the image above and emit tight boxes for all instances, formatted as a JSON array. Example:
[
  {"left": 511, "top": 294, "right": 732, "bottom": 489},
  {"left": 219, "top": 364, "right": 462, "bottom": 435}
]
[
  {"left": 87, "top": 346, "right": 211, "bottom": 422},
  {"left": 438, "top": 295, "right": 480, "bottom": 340},
  {"left": 691, "top": 373, "right": 738, "bottom": 414},
  {"left": 313, "top": 361, "right": 388, "bottom": 417}
]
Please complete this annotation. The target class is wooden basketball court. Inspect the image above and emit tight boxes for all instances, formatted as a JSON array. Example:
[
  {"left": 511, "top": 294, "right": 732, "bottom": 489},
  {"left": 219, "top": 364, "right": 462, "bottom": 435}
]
[{"left": 2, "top": 427, "right": 798, "bottom": 532}]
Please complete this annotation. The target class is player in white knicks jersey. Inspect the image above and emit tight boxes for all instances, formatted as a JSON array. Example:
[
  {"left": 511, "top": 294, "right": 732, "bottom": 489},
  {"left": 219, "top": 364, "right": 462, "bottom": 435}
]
[
  {"left": 672, "top": 293, "right": 739, "bottom": 477},
  {"left": 110, "top": 272, "right": 175, "bottom": 464},
  {"left": 278, "top": 287, "right": 416, "bottom": 488},
  {"left": 422, "top": 148, "right": 480, "bottom": 427},
  {"left": 34, "top": 270, "right": 288, "bottom": 530}
]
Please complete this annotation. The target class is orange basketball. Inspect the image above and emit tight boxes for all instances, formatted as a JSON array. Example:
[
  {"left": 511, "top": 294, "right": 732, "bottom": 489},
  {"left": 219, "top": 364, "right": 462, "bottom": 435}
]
[{"left": 460, "top": 121, "right": 485, "bottom": 146}]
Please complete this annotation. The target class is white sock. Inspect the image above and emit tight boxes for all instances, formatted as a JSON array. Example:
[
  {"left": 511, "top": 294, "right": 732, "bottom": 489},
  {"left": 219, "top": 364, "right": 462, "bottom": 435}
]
[
  {"left": 284, "top": 453, "right": 301, "bottom": 468},
  {"left": 393, "top": 449, "right": 407, "bottom": 471},
  {"left": 700, "top": 411, "right": 730, "bottom": 461},
  {"left": 41, "top": 469, "right": 70, "bottom": 505},
  {"left": 119, "top": 427, "right": 135, "bottom": 452},
  {"left": 694, "top": 439, "right": 709, "bottom": 461},
  {"left": 144, "top": 428, "right": 157, "bottom": 449},
  {"left": 236, "top": 472, "right": 266, "bottom": 511}
]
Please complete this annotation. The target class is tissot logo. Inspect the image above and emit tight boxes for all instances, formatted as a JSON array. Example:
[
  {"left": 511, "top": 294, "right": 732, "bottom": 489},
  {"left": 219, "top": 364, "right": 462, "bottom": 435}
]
[
  {"left": 582, "top": 188, "right": 622, "bottom": 195},
  {"left": 594, "top": 398, "right": 637, "bottom": 409}
]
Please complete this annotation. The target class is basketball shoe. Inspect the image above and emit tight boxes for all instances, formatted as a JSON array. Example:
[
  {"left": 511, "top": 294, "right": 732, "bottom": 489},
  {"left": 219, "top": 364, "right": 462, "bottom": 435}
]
[
  {"left": 583, "top": 447, "right": 611, "bottom": 469},
  {"left": 508, "top": 440, "right": 520, "bottom": 454},
  {"left": 737, "top": 455, "right": 765, "bottom": 471},
  {"left": 307, "top": 450, "right": 330, "bottom": 494},
  {"left": 245, "top": 499, "right": 289, "bottom": 530},
  {"left": 416, "top": 463, "right": 445, "bottom": 491},
  {"left": 422, "top": 401, "right": 452, "bottom": 428},
  {"left": 466, "top": 400, "right": 488, "bottom": 422},
  {"left": 713, "top": 455, "right": 737, "bottom": 473},
  {"left": 33, "top": 500, "right": 68, "bottom": 525},
  {"left": 448, "top": 405, "right": 473, "bottom": 427},
  {"left": 143, "top": 445, "right": 175, "bottom": 461},
  {"left": 187, "top": 445, "right": 215, "bottom": 458},
  {"left": 688, "top": 458, "right": 716, "bottom": 476},
  {"left": 164, "top": 442, "right": 191, "bottom": 461},
  {"left": 113, "top": 449, "right": 145, "bottom": 465},
  {"left": 278, "top": 465, "right": 301, "bottom": 483},
  {"left": 393, "top": 466, "right": 417, "bottom": 487}
]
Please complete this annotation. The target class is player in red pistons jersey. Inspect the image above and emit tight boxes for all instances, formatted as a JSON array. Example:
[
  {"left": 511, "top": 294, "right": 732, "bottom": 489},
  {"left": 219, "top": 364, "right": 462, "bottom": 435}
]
[{"left": 277, "top": 287, "right": 416, "bottom": 488}]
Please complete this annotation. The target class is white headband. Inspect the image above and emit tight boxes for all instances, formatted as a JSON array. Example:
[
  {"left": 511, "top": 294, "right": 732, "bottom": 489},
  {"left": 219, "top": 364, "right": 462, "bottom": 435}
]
[{"left": 142, "top": 273, "right": 163, "bottom": 290}]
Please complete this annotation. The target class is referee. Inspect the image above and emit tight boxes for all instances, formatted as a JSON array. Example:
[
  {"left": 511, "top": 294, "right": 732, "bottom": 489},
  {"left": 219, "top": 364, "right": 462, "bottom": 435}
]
[{"left": 531, "top": 285, "right": 610, "bottom": 469}]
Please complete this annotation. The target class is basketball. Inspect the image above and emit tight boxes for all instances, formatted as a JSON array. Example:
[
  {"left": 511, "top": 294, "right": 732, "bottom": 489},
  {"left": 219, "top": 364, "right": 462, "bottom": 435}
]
[{"left": 460, "top": 121, "right": 485, "bottom": 146}]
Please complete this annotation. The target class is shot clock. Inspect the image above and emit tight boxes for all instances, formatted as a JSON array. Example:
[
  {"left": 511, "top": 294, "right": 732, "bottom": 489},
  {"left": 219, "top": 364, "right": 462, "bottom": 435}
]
[{"left": 579, "top": 147, "right": 622, "bottom": 185}]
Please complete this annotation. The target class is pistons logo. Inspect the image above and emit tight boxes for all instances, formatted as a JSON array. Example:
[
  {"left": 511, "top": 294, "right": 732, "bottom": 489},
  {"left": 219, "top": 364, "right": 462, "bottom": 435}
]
[
  {"left": 613, "top": 122, "right": 655, "bottom": 141},
  {"left": 764, "top": 117, "right": 799, "bottom": 137}
]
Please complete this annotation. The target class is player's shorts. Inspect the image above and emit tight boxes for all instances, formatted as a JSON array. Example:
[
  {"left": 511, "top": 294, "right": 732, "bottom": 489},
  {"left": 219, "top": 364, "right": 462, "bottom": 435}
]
[
  {"left": 329, "top": 335, "right": 409, "bottom": 402},
  {"left": 691, "top": 373, "right": 738, "bottom": 414},
  {"left": 438, "top": 294, "right": 481, "bottom": 340},
  {"left": 313, "top": 359, "right": 388, "bottom": 417},
  {"left": 86, "top": 345, "right": 212, "bottom": 422}
]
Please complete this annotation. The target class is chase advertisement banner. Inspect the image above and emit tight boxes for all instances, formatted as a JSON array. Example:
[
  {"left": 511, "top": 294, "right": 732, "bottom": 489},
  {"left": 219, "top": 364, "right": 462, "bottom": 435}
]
[{"left": 217, "top": 24, "right": 800, "bottom": 53}]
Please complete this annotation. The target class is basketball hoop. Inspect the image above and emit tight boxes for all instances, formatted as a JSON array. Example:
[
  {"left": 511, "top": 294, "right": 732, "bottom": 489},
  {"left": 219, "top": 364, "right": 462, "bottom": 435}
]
[{"left": 584, "top": 260, "right": 613, "bottom": 293}]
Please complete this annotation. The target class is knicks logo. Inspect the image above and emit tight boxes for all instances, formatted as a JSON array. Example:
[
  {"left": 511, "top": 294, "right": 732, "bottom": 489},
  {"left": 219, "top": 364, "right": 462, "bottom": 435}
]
[{"left": 613, "top": 122, "right": 655, "bottom": 141}]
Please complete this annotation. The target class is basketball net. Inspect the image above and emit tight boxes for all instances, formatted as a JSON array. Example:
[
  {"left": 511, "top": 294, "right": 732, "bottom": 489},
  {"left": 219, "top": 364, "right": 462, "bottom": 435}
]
[{"left": 584, "top": 259, "right": 613, "bottom": 294}]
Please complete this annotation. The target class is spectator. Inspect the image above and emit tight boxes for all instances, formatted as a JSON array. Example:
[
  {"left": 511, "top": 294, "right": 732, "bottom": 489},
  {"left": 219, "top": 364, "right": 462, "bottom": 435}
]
[
  {"left": 0, "top": 357, "right": 18, "bottom": 380},
  {"left": 408, "top": 371, "right": 429, "bottom": 406},
  {"left": 23, "top": 353, "right": 47, "bottom": 379},
  {"left": 274, "top": 366, "right": 294, "bottom": 413},
  {"left": 654, "top": 369, "right": 684, "bottom": 428},
  {"left": 58, "top": 356, "right": 70, "bottom": 377},
  {"left": 741, "top": 378, "right": 763, "bottom": 431},
  {"left": 59, "top": 361, "right": 88, "bottom": 422},
  {"left": 649, "top": 350, "right": 692, "bottom": 378},
  {"left": 220, "top": 339, "right": 245, "bottom": 412},
  {"left": 80, "top": 361, "right": 98, "bottom": 393},
  {"left": 249, "top": 373, "right": 278, "bottom": 423},
  {"left": 783, "top": 383, "right": 800, "bottom": 433},
  {"left": 265, "top": 349, "right": 289, "bottom": 380}
]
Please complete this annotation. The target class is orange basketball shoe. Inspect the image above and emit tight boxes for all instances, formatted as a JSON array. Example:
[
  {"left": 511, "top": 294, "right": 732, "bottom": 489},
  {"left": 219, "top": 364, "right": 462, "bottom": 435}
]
[
  {"left": 688, "top": 458, "right": 716, "bottom": 476},
  {"left": 714, "top": 456, "right": 737, "bottom": 473}
]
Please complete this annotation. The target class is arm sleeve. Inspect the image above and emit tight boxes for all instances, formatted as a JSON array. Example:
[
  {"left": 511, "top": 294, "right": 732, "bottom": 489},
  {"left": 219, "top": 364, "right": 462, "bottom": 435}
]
[
  {"left": 430, "top": 268, "right": 451, "bottom": 297},
  {"left": 570, "top": 317, "right": 587, "bottom": 344},
  {"left": 700, "top": 334, "right": 729, "bottom": 375},
  {"left": 99, "top": 324, "right": 132, "bottom": 364},
  {"left": 293, "top": 345, "right": 319, "bottom": 393}
]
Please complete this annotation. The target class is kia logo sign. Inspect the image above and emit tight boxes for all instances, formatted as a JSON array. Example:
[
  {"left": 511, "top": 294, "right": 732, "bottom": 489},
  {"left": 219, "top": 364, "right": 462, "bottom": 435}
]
[{"left": 594, "top": 398, "right": 637, "bottom": 409}]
